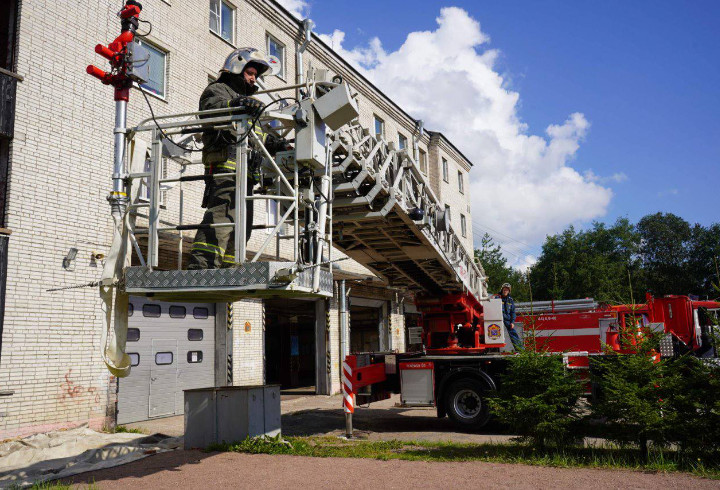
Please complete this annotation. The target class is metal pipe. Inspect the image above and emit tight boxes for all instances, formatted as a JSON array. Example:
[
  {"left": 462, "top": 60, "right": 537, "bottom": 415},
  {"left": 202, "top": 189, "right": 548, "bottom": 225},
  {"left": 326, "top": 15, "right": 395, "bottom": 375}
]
[
  {"left": 112, "top": 100, "right": 128, "bottom": 195},
  {"left": 236, "top": 124, "right": 249, "bottom": 265},
  {"left": 345, "top": 412, "right": 353, "bottom": 439},
  {"left": 296, "top": 18, "right": 314, "bottom": 100},
  {"left": 340, "top": 279, "right": 348, "bottom": 361}
]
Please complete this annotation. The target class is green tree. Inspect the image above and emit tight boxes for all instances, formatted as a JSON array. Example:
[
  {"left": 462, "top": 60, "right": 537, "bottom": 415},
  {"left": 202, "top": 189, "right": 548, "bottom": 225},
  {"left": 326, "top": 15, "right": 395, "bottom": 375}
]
[
  {"left": 637, "top": 212, "right": 693, "bottom": 296},
  {"left": 489, "top": 342, "right": 583, "bottom": 448},
  {"left": 687, "top": 223, "right": 720, "bottom": 299},
  {"left": 529, "top": 218, "right": 643, "bottom": 302},
  {"left": 590, "top": 328, "right": 670, "bottom": 459},
  {"left": 474, "top": 233, "right": 531, "bottom": 301}
]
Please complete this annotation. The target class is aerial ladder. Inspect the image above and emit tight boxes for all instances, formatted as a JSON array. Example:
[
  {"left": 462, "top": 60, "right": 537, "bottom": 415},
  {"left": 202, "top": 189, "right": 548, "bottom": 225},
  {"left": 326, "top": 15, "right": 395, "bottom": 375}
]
[{"left": 86, "top": 3, "right": 504, "bottom": 432}]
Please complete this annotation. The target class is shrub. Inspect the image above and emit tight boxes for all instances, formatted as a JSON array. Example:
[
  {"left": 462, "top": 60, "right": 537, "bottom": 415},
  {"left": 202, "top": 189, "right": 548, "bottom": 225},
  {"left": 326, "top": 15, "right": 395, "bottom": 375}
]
[
  {"left": 489, "top": 344, "right": 583, "bottom": 448},
  {"left": 589, "top": 327, "right": 670, "bottom": 458},
  {"left": 663, "top": 355, "right": 720, "bottom": 464}
]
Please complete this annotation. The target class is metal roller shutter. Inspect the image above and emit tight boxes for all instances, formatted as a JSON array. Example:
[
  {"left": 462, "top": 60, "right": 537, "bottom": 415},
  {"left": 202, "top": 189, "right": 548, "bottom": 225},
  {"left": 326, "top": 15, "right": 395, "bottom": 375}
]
[{"left": 117, "top": 299, "right": 215, "bottom": 424}]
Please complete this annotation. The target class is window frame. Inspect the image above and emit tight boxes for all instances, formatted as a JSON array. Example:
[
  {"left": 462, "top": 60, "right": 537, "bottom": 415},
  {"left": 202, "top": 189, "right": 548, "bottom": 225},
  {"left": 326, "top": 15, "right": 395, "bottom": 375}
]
[
  {"left": 461, "top": 214, "right": 467, "bottom": 238},
  {"left": 398, "top": 134, "right": 408, "bottom": 151},
  {"left": 133, "top": 38, "right": 168, "bottom": 100},
  {"left": 373, "top": 115, "right": 385, "bottom": 140},
  {"left": 442, "top": 158, "right": 449, "bottom": 183},
  {"left": 155, "top": 352, "right": 174, "bottom": 365},
  {"left": 458, "top": 170, "right": 464, "bottom": 194},
  {"left": 419, "top": 149, "right": 428, "bottom": 176},
  {"left": 209, "top": 0, "right": 235, "bottom": 45},
  {"left": 266, "top": 33, "right": 286, "bottom": 80}
]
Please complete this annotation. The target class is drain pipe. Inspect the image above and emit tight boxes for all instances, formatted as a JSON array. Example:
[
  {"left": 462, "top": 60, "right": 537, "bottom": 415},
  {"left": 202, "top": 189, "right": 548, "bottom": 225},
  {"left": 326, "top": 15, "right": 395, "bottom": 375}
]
[
  {"left": 339, "top": 279, "right": 348, "bottom": 361},
  {"left": 296, "top": 18, "right": 315, "bottom": 100}
]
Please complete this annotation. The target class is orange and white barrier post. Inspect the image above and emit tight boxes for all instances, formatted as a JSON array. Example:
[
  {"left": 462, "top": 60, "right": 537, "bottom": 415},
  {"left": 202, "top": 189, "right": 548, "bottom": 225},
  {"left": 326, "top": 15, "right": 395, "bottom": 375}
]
[{"left": 342, "top": 357, "right": 355, "bottom": 438}]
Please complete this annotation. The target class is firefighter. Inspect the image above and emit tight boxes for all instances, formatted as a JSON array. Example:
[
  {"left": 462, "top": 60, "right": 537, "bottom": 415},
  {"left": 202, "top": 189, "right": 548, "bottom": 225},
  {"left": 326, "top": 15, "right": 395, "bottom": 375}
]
[
  {"left": 188, "top": 47, "right": 285, "bottom": 269},
  {"left": 499, "top": 283, "right": 522, "bottom": 350}
]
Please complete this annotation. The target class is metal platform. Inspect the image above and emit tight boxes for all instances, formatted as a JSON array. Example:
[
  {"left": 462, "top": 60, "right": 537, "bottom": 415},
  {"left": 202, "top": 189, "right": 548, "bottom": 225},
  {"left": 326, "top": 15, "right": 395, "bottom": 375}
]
[{"left": 123, "top": 262, "right": 334, "bottom": 302}]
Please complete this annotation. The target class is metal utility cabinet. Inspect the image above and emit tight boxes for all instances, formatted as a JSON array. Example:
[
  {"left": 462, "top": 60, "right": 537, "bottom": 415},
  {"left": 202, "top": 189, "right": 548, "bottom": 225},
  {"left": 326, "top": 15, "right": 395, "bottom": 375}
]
[{"left": 184, "top": 385, "right": 281, "bottom": 449}]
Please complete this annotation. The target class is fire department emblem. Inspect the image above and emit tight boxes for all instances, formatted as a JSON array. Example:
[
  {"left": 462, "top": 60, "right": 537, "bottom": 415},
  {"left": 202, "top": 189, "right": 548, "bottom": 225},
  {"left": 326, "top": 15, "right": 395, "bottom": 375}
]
[{"left": 487, "top": 323, "right": 502, "bottom": 340}]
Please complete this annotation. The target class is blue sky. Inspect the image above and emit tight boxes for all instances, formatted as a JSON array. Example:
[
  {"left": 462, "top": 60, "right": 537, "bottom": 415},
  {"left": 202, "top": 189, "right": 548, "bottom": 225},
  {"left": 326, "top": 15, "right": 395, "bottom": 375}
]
[{"left": 283, "top": 0, "right": 720, "bottom": 263}]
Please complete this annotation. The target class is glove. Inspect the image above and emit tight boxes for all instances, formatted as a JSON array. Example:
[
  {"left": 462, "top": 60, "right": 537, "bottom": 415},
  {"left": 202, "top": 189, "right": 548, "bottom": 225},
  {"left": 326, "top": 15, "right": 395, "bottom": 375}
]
[{"left": 229, "top": 96, "right": 264, "bottom": 118}]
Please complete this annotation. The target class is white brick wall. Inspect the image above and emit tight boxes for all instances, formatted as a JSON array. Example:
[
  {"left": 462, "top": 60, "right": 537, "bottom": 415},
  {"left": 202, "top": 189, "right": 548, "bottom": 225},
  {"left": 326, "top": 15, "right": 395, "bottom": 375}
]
[{"left": 0, "top": 0, "right": 472, "bottom": 436}]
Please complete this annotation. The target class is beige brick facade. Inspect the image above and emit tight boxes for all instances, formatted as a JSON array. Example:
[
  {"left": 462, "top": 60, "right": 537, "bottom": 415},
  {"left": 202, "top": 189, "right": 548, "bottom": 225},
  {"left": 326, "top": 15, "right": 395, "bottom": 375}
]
[{"left": 0, "top": 0, "right": 474, "bottom": 437}]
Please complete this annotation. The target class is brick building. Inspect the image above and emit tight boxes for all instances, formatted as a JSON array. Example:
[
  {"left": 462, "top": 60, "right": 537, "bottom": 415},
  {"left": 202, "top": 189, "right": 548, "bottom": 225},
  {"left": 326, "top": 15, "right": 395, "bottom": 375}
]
[{"left": 0, "top": 0, "right": 475, "bottom": 437}]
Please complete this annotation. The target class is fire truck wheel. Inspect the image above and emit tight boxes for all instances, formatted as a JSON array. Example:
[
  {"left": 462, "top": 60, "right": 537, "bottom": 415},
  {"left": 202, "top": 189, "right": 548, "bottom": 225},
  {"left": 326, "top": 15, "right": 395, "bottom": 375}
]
[{"left": 444, "top": 379, "right": 490, "bottom": 429}]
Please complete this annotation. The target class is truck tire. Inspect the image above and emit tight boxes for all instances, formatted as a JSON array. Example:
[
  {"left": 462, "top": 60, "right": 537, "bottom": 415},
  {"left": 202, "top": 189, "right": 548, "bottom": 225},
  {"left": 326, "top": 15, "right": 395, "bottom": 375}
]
[{"left": 444, "top": 378, "right": 490, "bottom": 429}]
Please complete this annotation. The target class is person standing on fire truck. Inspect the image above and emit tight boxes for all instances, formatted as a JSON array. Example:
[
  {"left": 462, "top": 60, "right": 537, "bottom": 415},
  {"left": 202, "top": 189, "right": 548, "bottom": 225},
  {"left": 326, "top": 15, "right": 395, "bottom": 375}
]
[
  {"left": 499, "top": 283, "right": 522, "bottom": 350},
  {"left": 188, "top": 47, "right": 285, "bottom": 269}
]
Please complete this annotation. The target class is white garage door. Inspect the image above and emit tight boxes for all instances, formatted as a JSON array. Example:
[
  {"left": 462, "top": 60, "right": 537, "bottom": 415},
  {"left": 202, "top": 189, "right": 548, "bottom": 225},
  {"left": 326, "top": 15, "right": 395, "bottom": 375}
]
[{"left": 117, "top": 299, "right": 216, "bottom": 424}]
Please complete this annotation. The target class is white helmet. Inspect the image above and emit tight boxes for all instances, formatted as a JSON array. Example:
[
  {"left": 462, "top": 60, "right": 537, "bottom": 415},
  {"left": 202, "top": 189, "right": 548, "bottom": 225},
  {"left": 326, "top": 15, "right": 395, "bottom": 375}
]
[{"left": 220, "top": 47, "right": 281, "bottom": 77}]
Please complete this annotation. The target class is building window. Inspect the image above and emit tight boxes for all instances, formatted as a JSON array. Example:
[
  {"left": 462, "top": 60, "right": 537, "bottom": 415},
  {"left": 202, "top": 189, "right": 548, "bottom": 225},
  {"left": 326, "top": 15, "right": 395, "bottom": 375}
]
[
  {"left": 187, "top": 351, "right": 204, "bottom": 363},
  {"left": 398, "top": 134, "right": 407, "bottom": 151},
  {"left": 373, "top": 115, "right": 384, "bottom": 140},
  {"left": 209, "top": 0, "right": 234, "bottom": 44},
  {"left": 128, "top": 303, "right": 134, "bottom": 317},
  {"left": 267, "top": 34, "right": 285, "bottom": 79},
  {"left": 461, "top": 214, "right": 467, "bottom": 237},
  {"left": 419, "top": 150, "right": 427, "bottom": 175},
  {"left": 193, "top": 307, "right": 209, "bottom": 319},
  {"left": 169, "top": 305, "right": 186, "bottom": 318},
  {"left": 127, "top": 328, "right": 140, "bottom": 342},
  {"left": 458, "top": 170, "right": 464, "bottom": 194},
  {"left": 155, "top": 352, "right": 173, "bottom": 365},
  {"left": 445, "top": 204, "right": 451, "bottom": 223},
  {"left": 128, "top": 353, "right": 140, "bottom": 367},
  {"left": 188, "top": 329, "right": 204, "bottom": 341},
  {"left": 133, "top": 39, "right": 167, "bottom": 99},
  {"left": 142, "top": 303, "right": 161, "bottom": 318},
  {"left": 442, "top": 158, "right": 449, "bottom": 183}
]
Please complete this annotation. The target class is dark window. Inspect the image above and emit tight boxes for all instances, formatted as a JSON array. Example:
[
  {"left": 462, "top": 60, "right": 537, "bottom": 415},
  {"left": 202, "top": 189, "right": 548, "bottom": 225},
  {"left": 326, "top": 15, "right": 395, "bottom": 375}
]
[
  {"left": 128, "top": 353, "right": 140, "bottom": 366},
  {"left": 188, "top": 329, "right": 204, "bottom": 341},
  {"left": 187, "top": 351, "right": 203, "bottom": 363},
  {"left": 143, "top": 304, "right": 161, "bottom": 317},
  {"left": 128, "top": 303, "right": 134, "bottom": 317},
  {"left": 155, "top": 352, "right": 173, "bottom": 365},
  {"left": 193, "top": 307, "right": 209, "bottom": 319},
  {"left": 0, "top": 0, "right": 19, "bottom": 71},
  {"left": 169, "top": 305, "right": 186, "bottom": 318},
  {"left": 127, "top": 328, "right": 140, "bottom": 342}
]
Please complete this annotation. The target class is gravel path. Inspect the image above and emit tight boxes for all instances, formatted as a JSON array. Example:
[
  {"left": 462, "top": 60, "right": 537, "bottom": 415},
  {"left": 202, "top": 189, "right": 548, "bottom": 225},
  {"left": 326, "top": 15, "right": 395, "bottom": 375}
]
[{"left": 67, "top": 450, "right": 718, "bottom": 489}]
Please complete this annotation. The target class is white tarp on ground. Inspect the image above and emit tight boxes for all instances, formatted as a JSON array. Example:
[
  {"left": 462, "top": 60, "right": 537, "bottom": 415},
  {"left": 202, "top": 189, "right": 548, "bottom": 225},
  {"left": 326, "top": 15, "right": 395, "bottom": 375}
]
[{"left": 0, "top": 426, "right": 181, "bottom": 488}]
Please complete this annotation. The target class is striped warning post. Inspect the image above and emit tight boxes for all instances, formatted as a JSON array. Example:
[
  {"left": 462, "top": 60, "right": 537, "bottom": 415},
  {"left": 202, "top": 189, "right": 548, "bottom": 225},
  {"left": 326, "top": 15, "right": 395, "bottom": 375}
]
[{"left": 342, "top": 359, "right": 354, "bottom": 413}]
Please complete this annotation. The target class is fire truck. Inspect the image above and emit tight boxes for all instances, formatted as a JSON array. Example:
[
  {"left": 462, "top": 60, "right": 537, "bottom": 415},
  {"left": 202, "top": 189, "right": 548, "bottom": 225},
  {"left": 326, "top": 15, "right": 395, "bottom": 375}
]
[{"left": 342, "top": 293, "right": 719, "bottom": 431}]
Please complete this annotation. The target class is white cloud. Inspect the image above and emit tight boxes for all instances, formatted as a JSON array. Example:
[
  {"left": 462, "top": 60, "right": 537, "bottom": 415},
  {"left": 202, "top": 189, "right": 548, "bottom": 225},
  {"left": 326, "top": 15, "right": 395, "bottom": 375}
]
[
  {"left": 657, "top": 188, "right": 679, "bottom": 197},
  {"left": 275, "top": 0, "right": 310, "bottom": 19},
  {"left": 584, "top": 170, "right": 628, "bottom": 184},
  {"left": 319, "top": 7, "right": 614, "bottom": 251}
]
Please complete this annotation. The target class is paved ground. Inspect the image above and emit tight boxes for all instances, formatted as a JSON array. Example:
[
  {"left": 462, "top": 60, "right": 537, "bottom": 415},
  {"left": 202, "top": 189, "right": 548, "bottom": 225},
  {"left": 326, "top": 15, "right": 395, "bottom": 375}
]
[
  {"left": 125, "top": 393, "right": 516, "bottom": 444},
  {"left": 66, "top": 451, "right": 718, "bottom": 489}
]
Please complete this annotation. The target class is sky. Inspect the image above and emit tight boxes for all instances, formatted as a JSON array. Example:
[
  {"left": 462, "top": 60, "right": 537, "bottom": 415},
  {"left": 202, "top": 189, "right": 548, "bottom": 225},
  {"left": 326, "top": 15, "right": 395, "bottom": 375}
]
[{"left": 277, "top": 0, "right": 720, "bottom": 268}]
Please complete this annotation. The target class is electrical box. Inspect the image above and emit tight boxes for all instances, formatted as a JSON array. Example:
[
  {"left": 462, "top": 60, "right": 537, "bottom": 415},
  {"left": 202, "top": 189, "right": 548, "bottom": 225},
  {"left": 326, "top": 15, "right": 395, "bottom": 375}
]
[
  {"left": 399, "top": 361, "right": 434, "bottom": 406},
  {"left": 312, "top": 83, "right": 359, "bottom": 131},
  {"left": 295, "top": 99, "right": 327, "bottom": 168},
  {"left": 126, "top": 42, "right": 149, "bottom": 84},
  {"left": 481, "top": 298, "right": 506, "bottom": 345},
  {"left": 183, "top": 385, "right": 281, "bottom": 449}
]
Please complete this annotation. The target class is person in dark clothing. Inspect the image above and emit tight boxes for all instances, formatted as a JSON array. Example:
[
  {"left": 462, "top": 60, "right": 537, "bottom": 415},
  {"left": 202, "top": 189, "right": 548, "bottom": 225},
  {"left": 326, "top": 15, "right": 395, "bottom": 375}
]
[
  {"left": 499, "top": 282, "right": 523, "bottom": 351},
  {"left": 188, "top": 47, "right": 284, "bottom": 269}
]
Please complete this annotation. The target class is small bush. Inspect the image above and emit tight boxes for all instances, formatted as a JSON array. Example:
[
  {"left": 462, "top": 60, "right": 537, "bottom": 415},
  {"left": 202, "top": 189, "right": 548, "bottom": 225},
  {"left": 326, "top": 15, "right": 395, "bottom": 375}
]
[
  {"left": 489, "top": 345, "right": 583, "bottom": 448},
  {"left": 590, "top": 327, "right": 670, "bottom": 458},
  {"left": 663, "top": 355, "right": 720, "bottom": 464}
]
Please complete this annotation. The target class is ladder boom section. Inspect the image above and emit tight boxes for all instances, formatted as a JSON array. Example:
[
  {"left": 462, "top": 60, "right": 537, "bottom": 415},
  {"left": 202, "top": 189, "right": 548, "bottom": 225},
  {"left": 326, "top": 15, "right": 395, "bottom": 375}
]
[{"left": 329, "top": 123, "right": 487, "bottom": 300}]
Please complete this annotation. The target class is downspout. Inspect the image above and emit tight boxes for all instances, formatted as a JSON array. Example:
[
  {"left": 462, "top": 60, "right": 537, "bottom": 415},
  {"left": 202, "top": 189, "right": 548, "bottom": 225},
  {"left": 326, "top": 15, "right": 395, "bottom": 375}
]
[
  {"left": 339, "top": 280, "right": 348, "bottom": 361},
  {"left": 296, "top": 18, "right": 314, "bottom": 100}
]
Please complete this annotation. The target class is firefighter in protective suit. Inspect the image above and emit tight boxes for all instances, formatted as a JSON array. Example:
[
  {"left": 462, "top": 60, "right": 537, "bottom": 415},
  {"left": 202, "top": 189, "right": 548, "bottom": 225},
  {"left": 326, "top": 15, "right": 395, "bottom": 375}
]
[{"left": 188, "top": 48, "right": 285, "bottom": 269}]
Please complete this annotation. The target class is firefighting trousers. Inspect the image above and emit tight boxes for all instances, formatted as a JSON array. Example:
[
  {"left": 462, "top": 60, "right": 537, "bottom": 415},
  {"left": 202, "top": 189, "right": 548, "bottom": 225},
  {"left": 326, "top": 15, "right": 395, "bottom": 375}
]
[{"left": 188, "top": 176, "right": 254, "bottom": 269}]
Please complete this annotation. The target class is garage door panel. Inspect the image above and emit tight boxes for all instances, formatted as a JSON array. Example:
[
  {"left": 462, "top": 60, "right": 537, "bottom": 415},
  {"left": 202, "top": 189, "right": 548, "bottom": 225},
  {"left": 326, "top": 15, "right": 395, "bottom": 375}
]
[{"left": 118, "top": 300, "right": 216, "bottom": 424}]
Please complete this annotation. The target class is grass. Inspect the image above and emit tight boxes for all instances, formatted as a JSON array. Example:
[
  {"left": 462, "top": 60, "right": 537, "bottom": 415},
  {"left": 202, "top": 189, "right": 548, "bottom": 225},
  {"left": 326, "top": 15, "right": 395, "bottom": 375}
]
[
  {"left": 101, "top": 424, "right": 145, "bottom": 434},
  {"left": 7, "top": 482, "right": 98, "bottom": 490},
  {"left": 209, "top": 436, "right": 720, "bottom": 479}
]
